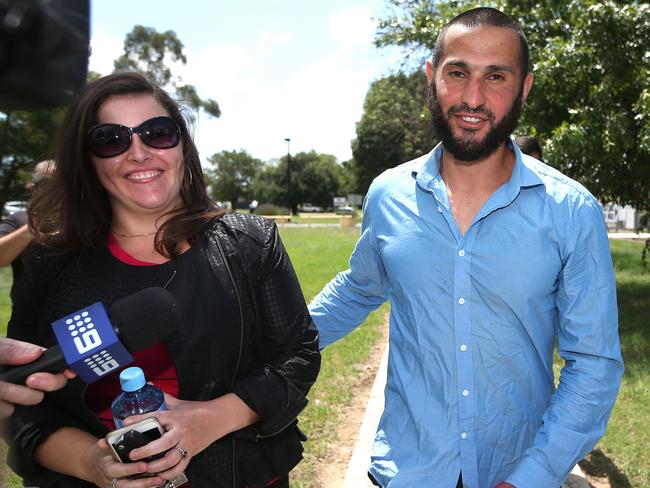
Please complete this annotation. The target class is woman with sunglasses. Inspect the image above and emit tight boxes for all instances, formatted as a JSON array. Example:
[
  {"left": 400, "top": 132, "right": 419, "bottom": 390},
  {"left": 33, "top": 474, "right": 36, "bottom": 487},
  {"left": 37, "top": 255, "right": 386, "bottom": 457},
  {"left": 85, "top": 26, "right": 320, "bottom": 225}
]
[{"left": 5, "top": 72, "right": 320, "bottom": 488}]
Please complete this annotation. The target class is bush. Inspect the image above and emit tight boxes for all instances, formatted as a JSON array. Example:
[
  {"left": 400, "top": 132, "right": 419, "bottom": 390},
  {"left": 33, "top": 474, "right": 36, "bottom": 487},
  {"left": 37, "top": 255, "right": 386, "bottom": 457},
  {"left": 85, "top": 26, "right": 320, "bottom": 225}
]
[{"left": 255, "top": 203, "right": 289, "bottom": 215}]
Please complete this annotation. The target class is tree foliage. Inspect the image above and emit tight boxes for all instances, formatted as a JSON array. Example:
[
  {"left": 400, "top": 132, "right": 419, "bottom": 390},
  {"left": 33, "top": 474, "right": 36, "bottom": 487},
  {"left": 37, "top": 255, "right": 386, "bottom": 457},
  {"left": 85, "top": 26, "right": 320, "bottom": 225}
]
[
  {"left": 205, "top": 149, "right": 262, "bottom": 208},
  {"left": 0, "top": 109, "right": 63, "bottom": 206},
  {"left": 113, "top": 26, "right": 221, "bottom": 119},
  {"left": 372, "top": 0, "right": 650, "bottom": 213},
  {"left": 113, "top": 26, "right": 187, "bottom": 88},
  {"left": 351, "top": 70, "right": 436, "bottom": 193},
  {"left": 254, "top": 151, "right": 343, "bottom": 213}
]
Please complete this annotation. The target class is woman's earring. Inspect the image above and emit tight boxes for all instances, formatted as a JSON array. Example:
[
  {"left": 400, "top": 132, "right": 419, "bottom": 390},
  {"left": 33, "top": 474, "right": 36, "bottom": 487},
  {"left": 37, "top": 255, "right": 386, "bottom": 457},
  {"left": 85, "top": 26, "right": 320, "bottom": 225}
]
[{"left": 187, "top": 166, "right": 193, "bottom": 186}]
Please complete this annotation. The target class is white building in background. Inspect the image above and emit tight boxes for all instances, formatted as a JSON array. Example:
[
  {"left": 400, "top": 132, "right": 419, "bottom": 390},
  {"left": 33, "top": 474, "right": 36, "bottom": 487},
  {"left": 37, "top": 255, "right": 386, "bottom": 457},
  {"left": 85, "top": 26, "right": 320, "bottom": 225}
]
[{"left": 602, "top": 203, "right": 640, "bottom": 231}]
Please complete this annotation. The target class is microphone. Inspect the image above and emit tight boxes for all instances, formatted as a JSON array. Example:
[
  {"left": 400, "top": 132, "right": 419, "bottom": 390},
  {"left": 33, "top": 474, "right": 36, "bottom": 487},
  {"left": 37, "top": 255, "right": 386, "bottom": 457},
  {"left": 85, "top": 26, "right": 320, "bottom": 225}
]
[{"left": 0, "top": 287, "right": 180, "bottom": 385}]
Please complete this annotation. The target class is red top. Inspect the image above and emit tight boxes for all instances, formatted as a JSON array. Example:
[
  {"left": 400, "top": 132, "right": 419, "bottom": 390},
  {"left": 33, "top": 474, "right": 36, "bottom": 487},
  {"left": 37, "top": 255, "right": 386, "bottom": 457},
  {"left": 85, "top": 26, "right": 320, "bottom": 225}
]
[{"left": 84, "top": 234, "right": 180, "bottom": 429}]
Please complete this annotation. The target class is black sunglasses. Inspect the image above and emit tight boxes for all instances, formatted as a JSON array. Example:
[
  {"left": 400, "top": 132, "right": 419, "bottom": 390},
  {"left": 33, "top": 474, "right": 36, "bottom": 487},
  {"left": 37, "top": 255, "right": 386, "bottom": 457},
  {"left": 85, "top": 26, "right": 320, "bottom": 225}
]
[{"left": 88, "top": 116, "right": 181, "bottom": 158}]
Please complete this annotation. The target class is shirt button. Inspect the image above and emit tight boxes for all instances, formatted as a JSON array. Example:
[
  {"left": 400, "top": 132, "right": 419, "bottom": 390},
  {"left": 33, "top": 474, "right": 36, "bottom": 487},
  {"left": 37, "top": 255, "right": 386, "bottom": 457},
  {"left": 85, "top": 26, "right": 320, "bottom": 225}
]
[
  {"left": 458, "top": 250, "right": 465, "bottom": 256},
  {"left": 458, "top": 298, "right": 465, "bottom": 305},
  {"left": 462, "top": 389, "right": 469, "bottom": 397},
  {"left": 460, "top": 344, "right": 467, "bottom": 352},
  {"left": 461, "top": 432, "right": 468, "bottom": 439}
]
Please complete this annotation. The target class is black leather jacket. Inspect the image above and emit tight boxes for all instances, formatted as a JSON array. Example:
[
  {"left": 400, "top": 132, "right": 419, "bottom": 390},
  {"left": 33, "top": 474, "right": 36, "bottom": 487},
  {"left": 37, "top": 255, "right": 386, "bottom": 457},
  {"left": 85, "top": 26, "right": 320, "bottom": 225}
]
[{"left": 5, "top": 213, "right": 321, "bottom": 488}]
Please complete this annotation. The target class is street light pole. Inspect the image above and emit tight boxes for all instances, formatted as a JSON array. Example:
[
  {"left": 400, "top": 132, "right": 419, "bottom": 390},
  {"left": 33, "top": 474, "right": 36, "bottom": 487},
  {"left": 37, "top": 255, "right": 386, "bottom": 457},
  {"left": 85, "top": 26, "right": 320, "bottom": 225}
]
[{"left": 285, "top": 138, "right": 291, "bottom": 214}]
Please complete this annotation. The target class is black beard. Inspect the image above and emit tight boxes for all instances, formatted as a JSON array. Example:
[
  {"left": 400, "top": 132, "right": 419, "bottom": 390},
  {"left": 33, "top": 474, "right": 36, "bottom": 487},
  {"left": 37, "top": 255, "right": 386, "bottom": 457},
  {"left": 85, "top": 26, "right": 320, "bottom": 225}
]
[{"left": 428, "top": 82, "right": 523, "bottom": 162}]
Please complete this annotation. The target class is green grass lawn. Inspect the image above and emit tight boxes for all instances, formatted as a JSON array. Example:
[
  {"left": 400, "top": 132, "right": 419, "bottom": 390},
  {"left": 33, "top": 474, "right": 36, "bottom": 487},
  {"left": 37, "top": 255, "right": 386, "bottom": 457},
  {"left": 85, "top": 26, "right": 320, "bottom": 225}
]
[
  {"left": 0, "top": 266, "right": 11, "bottom": 335},
  {"left": 278, "top": 227, "right": 386, "bottom": 488},
  {"left": 1, "top": 236, "right": 648, "bottom": 487},
  {"left": 585, "top": 240, "right": 650, "bottom": 488}
]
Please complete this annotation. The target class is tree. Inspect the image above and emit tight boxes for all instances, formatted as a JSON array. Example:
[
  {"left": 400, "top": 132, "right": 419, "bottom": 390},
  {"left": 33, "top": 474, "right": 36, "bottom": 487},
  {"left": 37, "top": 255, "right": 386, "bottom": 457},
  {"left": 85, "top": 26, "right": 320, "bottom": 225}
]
[
  {"left": 0, "top": 109, "right": 64, "bottom": 206},
  {"left": 291, "top": 151, "right": 344, "bottom": 211},
  {"left": 254, "top": 151, "right": 344, "bottom": 213},
  {"left": 351, "top": 70, "right": 436, "bottom": 193},
  {"left": 253, "top": 162, "right": 288, "bottom": 211},
  {"left": 374, "top": 0, "right": 650, "bottom": 215},
  {"left": 339, "top": 159, "right": 359, "bottom": 197},
  {"left": 205, "top": 150, "right": 262, "bottom": 209},
  {"left": 113, "top": 26, "right": 221, "bottom": 119}
]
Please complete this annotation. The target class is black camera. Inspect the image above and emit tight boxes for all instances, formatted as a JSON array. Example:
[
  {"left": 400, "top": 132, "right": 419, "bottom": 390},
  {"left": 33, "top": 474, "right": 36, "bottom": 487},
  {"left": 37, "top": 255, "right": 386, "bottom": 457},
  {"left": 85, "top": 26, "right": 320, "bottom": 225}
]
[{"left": 0, "top": 0, "right": 90, "bottom": 110}]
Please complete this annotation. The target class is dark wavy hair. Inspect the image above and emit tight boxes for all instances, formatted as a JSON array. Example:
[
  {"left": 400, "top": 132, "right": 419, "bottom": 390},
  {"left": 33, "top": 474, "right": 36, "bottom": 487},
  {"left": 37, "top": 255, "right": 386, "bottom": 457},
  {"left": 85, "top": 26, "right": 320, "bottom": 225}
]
[
  {"left": 515, "top": 135, "right": 543, "bottom": 161},
  {"left": 29, "top": 72, "right": 225, "bottom": 257}
]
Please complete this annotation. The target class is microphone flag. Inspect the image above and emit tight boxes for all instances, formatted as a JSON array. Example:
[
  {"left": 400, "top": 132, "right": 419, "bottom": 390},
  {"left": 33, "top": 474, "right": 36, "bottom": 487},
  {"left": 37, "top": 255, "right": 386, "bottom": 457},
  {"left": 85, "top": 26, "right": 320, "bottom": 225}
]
[{"left": 51, "top": 301, "right": 133, "bottom": 383}]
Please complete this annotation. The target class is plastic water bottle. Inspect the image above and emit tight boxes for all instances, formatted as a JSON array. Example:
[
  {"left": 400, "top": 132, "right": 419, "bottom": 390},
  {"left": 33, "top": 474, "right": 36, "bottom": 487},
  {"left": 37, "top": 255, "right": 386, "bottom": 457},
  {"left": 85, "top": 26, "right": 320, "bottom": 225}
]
[{"left": 111, "top": 367, "right": 167, "bottom": 429}]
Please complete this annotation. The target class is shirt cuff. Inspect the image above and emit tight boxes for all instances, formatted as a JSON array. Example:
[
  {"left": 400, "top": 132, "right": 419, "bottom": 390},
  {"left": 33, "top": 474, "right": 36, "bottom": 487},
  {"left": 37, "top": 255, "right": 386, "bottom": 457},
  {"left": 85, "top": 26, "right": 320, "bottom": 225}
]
[{"left": 506, "top": 455, "right": 564, "bottom": 488}]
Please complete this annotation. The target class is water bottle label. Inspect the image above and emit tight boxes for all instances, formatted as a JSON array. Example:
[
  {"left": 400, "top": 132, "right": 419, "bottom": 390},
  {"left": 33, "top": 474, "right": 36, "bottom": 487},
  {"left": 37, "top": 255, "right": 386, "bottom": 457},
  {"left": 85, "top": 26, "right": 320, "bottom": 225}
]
[{"left": 113, "top": 403, "right": 166, "bottom": 429}]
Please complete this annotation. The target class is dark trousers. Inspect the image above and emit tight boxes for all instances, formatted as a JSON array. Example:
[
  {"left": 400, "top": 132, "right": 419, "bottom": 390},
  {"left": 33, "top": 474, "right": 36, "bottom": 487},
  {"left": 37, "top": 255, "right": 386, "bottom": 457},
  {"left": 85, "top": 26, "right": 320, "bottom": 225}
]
[{"left": 368, "top": 471, "right": 463, "bottom": 487}]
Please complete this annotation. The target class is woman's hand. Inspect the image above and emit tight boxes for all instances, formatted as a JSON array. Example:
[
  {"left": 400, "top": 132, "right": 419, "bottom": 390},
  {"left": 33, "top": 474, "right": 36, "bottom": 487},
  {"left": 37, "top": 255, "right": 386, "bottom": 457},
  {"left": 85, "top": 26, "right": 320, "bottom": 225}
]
[
  {"left": 34, "top": 426, "right": 163, "bottom": 488},
  {"left": 94, "top": 438, "right": 165, "bottom": 488},
  {"left": 123, "top": 392, "right": 260, "bottom": 483}
]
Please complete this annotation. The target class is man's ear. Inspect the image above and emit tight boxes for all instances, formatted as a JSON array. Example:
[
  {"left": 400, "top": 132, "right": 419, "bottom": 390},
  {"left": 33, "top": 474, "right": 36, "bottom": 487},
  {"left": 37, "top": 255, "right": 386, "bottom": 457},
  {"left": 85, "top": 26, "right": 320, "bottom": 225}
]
[
  {"left": 521, "top": 72, "right": 534, "bottom": 103},
  {"left": 425, "top": 60, "right": 435, "bottom": 84}
]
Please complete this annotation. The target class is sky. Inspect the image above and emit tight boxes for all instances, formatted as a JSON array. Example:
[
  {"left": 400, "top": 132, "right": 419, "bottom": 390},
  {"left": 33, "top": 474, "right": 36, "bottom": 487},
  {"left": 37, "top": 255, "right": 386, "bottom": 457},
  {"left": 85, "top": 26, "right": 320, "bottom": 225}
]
[{"left": 89, "top": 0, "right": 403, "bottom": 166}]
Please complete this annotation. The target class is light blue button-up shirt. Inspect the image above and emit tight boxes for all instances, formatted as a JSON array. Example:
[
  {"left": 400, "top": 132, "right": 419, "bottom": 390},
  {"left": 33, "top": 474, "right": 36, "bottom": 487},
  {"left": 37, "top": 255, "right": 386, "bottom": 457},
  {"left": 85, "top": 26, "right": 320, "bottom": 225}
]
[{"left": 309, "top": 140, "right": 623, "bottom": 488}]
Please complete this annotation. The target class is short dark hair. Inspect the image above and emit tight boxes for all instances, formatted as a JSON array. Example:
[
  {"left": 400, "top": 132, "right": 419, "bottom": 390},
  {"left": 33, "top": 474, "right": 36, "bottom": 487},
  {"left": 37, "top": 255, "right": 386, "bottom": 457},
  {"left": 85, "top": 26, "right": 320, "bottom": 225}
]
[
  {"left": 30, "top": 72, "right": 224, "bottom": 257},
  {"left": 515, "top": 135, "right": 543, "bottom": 159},
  {"left": 431, "top": 7, "right": 529, "bottom": 79}
]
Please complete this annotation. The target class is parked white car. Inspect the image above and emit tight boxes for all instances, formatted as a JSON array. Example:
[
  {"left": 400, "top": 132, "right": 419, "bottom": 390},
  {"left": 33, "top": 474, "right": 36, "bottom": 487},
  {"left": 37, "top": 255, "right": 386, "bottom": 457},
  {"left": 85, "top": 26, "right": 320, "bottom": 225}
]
[
  {"left": 299, "top": 203, "right": 323, "bottom": 213},
  {"left": 335, "top": 205, "right": 355, "bottom": 216}
]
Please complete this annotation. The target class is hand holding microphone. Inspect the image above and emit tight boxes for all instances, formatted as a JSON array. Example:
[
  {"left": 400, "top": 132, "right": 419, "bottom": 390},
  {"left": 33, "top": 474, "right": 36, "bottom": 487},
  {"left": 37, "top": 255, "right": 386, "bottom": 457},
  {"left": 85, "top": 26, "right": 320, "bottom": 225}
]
[
  {"left": 0, "top": 287, "right": 180, "bottom": 408},
  {"left": 0, "top": 338, "right": 76, "bottom": 418}
]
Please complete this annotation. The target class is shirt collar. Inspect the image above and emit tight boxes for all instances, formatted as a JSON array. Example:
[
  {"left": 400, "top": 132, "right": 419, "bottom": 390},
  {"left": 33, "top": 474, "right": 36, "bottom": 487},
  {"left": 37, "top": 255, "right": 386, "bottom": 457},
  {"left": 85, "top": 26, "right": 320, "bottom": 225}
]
[{"left": 413, "top": 138, "right": 545, "bottom": 194}]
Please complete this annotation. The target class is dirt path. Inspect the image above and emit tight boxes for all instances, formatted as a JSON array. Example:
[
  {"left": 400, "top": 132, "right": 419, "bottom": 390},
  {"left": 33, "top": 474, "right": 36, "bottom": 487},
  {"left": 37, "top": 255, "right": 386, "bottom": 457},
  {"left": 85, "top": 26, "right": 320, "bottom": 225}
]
[{"left": 316, "top": 319, "right": 389, "bottom": 488}]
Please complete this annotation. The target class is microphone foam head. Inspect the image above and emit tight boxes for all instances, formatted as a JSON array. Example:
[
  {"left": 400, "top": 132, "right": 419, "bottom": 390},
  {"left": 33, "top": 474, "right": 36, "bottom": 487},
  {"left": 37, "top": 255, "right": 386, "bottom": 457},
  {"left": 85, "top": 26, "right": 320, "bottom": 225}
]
[{"left": 109, "top": 287, "right": 180, "bottom": 352}]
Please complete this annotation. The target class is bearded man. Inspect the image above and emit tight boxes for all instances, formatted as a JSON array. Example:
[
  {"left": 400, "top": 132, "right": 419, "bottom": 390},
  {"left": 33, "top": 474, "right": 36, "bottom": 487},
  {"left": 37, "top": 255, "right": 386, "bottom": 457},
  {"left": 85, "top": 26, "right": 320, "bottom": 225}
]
[{"left": 309, "top": 7, "right": 622, "bottom": 488}]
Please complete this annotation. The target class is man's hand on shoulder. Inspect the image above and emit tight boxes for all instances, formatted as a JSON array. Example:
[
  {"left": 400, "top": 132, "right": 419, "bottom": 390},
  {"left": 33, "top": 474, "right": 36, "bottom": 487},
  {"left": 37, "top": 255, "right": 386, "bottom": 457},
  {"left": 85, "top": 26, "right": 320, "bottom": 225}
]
[{"left": 494, "top": 483, "right": 516, "bottom": 488}]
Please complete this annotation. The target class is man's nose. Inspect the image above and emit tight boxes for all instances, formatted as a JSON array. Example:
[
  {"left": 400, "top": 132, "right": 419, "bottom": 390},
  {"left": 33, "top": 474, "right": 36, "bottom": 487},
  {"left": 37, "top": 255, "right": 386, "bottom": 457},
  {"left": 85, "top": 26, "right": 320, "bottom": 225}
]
[{"left": 461, "top": 77, "right": 486, "bottom": 109}]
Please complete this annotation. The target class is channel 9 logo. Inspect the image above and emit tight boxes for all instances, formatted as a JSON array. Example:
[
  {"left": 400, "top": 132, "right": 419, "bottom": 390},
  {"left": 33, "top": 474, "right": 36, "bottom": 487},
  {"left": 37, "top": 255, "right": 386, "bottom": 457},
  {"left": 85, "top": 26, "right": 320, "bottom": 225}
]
[
  {"left": 52, "top": 301, "right": 133, "bottom": 383},
  {"left": 66, "top": 310, "right": 102, "bottom": 353},
  {"left": 84, "top": 349, "right": 120, "bottom": 376}
]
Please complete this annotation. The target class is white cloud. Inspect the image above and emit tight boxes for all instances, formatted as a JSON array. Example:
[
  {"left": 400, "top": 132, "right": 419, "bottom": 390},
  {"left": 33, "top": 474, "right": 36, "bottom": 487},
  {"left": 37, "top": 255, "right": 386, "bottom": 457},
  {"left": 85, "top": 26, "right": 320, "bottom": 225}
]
[
  {"left": 257, "top": 29, "right": 293, "bottom": 56},
  {"left": 187, "top": 9, "right": 382, "bottom": 164},
  {"left": 88, "top": 26, "right": 123, "bottom": 76},
  {"left": 276, "top": 53, "right": 375, "bottom": 160},
  {"left": 329, "top": 6, "right": 376, "bottom": 49},
  {"left": 190, "top": 46, "right": 377, "bottom": 166},
  {"left": 180, "top": 42, "right": 252, "bottom": 99},
  {"left": 178, "top": 42, "right": 263, "bottom": 161}
]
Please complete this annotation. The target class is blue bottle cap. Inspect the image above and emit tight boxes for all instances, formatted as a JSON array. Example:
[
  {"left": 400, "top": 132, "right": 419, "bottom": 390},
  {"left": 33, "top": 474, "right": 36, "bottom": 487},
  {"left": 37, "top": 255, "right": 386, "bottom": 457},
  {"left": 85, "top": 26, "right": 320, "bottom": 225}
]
[{"left": 119, "top": 367, "right": 146, "bottom": 392}]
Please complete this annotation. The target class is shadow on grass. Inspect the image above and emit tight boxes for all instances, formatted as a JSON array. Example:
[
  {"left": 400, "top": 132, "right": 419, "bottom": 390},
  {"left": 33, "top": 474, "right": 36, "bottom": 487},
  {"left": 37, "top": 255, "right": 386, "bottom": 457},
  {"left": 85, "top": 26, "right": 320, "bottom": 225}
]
[{"left": 580, "top": 449, "right": 632, "bottom": 488}]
